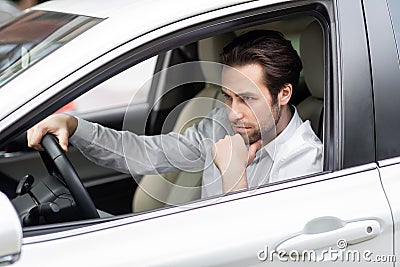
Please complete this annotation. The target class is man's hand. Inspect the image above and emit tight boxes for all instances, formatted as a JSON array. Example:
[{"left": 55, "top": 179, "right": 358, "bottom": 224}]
[
  {"left": 27, "top": 114, "right": 78, "bottom": 152},
  {"left": 212, "top": 134, "right": 262, "bottom": 193}
]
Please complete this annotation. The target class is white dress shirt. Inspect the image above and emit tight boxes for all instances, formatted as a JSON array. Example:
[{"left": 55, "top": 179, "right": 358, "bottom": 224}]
[{"left": 70, "top": 106, "right": 323, "bottom": 198}]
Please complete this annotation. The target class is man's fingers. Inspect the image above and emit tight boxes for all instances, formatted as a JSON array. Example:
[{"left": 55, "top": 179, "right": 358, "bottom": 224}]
[
  {"left": 27, "top": 126, "right": 46, "bottom": 151},
  {"left": 247, "top": 139, "right": 262, "bottom": 165},
  {"left": 56, "top": 129, "right": 70, "bottom": 152}
]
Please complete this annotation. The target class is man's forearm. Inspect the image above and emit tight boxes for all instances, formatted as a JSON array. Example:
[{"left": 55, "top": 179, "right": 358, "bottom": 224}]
[{"left": 70, "top": 117, "right": 206, "bottom": 175}]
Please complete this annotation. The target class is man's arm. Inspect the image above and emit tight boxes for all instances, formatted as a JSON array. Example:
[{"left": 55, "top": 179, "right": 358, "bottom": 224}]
[{"left": 28, "top": 114, "right": 208, "bottom": 175}]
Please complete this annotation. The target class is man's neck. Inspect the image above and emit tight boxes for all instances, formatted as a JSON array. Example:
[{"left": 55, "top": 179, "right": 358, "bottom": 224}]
[{"left": 275, "top": 105, "right": 293, "bottom": 136}]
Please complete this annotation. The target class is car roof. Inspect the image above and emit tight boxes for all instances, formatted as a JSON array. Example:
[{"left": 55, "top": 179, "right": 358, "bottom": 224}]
[
  {"left": 33, "top": 0, "right": 244, "bottom": 18},
  {"left": 32, "top": 0, "right": 250, "bottom": 22},
  {"left": 29, "top": 0, "right": 252, "bottom": 50}
]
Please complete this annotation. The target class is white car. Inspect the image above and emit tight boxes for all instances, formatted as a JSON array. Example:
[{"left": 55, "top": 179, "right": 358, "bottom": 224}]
[{"left": 0, "top": 0, "right": 399, "bottom": 266}]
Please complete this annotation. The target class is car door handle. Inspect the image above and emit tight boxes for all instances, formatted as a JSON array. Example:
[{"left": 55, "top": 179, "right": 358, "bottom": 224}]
[{"left": 276, "top": 217, "right": 381, "bottom": 252}]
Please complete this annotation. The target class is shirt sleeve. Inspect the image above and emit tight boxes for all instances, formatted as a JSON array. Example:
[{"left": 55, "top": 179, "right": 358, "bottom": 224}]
[{"left": 69, "top": 117, "right": 210, "bottom": 175}]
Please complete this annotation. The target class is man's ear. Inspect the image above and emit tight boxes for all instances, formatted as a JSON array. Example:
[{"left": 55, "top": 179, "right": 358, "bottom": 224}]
[{"left": 278, "top": 83, "right": 292, "bottom": 106}]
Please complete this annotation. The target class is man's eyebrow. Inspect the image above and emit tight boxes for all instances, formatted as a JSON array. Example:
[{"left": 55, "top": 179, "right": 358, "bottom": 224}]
[
  {"left": 221, "top": 87, "right": 258, "bottom": 98},
  {"left": 220, "top": 88, "right": 229, "bottom": 94},
  {"left": 237, "top": 92, "right": 258, "bottom": 98}
]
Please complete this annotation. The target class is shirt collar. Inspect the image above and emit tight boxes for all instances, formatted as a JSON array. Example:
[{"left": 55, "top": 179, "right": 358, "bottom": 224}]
[{"left": 263, "top": 105, "right": 303, "bottom": 158}]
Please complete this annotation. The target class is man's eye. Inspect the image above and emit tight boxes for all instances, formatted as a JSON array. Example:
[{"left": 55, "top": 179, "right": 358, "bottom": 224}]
[
  {"left": 242, "top": 96, "right": 254, "bottom": 101},
  {"left": 222, "top": 93, "right": 232, "bottom": 100}
]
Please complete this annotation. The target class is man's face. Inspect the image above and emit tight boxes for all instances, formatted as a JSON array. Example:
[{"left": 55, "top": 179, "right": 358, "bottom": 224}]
[{"left": 221, "top": 63, "right": 280, "bottom": 145}]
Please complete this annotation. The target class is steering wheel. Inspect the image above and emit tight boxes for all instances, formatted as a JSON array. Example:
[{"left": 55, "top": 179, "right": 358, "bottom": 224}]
[{"left": 41, "top": 134, "right": 99, "bottom": 219}]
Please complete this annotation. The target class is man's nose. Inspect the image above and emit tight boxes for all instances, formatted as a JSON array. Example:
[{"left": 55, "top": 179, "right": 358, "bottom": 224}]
[{"left": 228, "top": 99, "right": 245, "bottom": 121}]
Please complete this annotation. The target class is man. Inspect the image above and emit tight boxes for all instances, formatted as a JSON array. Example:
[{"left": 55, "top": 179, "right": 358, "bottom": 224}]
[{"left": 28, "top": 30, "right": 323, "bottom": 198}]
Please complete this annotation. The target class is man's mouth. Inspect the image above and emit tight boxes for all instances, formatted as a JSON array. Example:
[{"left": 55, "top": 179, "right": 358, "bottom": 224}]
[{"left": 232, "top": 124, "right": 253, "bottom": 133}]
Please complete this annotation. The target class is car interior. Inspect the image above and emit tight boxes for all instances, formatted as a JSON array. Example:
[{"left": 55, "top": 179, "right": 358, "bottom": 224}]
[
  {"left": 0, "top": 14, "right": 325, "bottom": 232},
  {"left": 133, "top": 16, "right": 324, "bottom": 213}
]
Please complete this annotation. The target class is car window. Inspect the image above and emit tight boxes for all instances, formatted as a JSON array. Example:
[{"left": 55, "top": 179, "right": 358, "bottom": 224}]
[
  {"left": 0, "top": 10, "right": 102, "bottom": 87},
  {"left": 71, "top": 14, "right": 327, "bottom": 216}
]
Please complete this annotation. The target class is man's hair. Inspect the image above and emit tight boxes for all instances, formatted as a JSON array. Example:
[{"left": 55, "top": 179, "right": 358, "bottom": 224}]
[{"left": 220, "top": 30, "right": 303, "bottom": 102}]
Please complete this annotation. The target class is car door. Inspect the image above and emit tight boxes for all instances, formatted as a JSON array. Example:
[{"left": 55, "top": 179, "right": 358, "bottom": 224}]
[
  {"left": 364, "top": 0, "right": 400, "bottom": 265},
  {"left": 12, "top": 165, "right": 391, "bottom": 267}
]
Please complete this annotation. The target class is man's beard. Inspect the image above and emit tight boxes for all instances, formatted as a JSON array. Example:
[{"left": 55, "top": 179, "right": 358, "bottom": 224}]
[{"left": 234, "top": 104, "right": 281, "bottom": 145}]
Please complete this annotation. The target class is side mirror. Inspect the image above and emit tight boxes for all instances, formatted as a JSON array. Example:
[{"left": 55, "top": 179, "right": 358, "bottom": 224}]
[{"left": 0, "top": 191, "right": 22, "bottom": 265}]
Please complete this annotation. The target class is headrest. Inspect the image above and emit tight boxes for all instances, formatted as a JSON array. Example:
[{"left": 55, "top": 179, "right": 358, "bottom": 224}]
[
  {"left": 198, "top": 32, "right": 236, "bottom": 83},
  {"left": 300, "top": 21, "right": 324, "bottom": 99}
]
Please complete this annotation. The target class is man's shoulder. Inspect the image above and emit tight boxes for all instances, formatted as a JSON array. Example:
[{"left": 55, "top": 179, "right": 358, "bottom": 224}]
[
  {"left": 274, "top": 120, "right": 323, "bottom": 176},
  {"left": 285, "top": 120, "right": 322, "bottom": 151}
]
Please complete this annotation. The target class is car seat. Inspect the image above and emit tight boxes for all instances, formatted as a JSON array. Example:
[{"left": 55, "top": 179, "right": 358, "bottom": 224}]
[
  {"left": 132, "top": 33, "right": 235, "bottom": 212},
  {"left": 298, "top": 21, "right": 324, "bottom": 139}
]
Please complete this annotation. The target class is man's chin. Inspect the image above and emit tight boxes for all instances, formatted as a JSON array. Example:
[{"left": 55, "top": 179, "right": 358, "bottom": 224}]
[
  {"left": 248, "top": 138, "right": 262, "bottom": 145},
  {"left": 235, "top": 132, "right": 260, "bottom": 145},
  {"left": 233, "top": 126, "right": 276, "bottom": 145}
]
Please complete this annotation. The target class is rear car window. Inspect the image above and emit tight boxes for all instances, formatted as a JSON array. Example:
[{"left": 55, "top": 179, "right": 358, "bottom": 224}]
[{"left": 0, "top": 10, "right": 102, "bottom": 87}]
